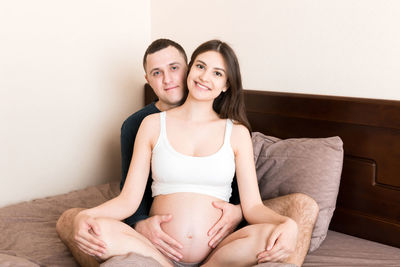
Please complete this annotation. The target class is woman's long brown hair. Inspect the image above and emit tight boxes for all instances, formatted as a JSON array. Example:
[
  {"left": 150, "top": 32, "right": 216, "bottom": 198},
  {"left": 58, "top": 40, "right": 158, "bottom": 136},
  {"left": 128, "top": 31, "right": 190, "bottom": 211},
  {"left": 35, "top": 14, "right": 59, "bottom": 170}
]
[{"left": 188, "top": 40, "right": 251, "bottom": 133}]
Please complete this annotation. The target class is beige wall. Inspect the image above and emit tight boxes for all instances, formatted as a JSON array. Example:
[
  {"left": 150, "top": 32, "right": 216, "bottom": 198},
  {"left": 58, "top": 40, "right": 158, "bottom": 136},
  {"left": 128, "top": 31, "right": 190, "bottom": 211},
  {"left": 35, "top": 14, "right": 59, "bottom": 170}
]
[
  {"left": 0, "top": 1, "right": 150, "bottom": 207},
  {"left": 1, "top": 1, "right": 399, "bottom": 207},
  {"left": 151, "top": 0, "right": 400, "bottom": 100}
]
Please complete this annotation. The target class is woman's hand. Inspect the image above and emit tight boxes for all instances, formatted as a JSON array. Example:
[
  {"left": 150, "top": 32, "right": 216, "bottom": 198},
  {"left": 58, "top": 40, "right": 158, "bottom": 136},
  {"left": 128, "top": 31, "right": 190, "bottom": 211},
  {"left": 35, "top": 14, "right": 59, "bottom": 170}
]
[
  {"left": 135, "top": 214, "right": 184, "bottom": 262},
  {"left": 257, "top": 218, "right": 298, "bottom": 263},
  {"left": 208, "top": 202, "right": 243, "bottom": 248},
  {"left": 73, "top": 211, "right": 107, "bottom": 257}
]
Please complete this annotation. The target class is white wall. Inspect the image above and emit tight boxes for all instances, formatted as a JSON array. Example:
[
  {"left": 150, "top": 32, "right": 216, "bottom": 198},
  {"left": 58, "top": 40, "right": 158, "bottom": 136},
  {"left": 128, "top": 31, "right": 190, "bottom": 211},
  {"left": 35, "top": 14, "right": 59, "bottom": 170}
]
[
  {"left": 0, "top": 1, "right": 150, "bottom": 207},
  {"left": 151, "top": 0, "right": 400, "bottom": 100}
]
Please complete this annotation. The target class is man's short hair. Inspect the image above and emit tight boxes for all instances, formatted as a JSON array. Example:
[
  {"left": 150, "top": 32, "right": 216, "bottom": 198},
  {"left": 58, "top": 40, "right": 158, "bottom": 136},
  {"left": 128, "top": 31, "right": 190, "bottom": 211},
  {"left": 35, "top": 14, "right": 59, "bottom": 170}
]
[{"left": 143, "top": 39, "right": 187, "bottom": 71}]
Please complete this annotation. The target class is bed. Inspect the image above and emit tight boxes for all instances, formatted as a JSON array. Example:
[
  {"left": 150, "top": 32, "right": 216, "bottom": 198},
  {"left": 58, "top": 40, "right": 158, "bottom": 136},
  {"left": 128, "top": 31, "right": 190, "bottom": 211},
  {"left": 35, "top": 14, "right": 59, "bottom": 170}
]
[{"left": 1, "top": 85, "right": 399, "bottom": 266}]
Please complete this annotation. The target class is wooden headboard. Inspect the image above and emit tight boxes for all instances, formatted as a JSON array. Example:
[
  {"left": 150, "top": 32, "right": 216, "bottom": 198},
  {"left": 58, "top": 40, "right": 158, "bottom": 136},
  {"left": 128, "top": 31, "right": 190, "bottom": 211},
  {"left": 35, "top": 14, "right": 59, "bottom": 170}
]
[{"left": 144, "top": 84, "right": 400, "bottom": 248}]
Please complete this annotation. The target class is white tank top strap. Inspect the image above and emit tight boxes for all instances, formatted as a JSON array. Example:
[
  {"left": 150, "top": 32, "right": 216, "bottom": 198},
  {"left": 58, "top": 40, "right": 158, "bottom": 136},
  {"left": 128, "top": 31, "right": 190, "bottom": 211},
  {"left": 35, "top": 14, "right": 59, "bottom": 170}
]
[
  {"left": 223, "top": 119, "right": 233, "bottom": 147},
  {"left": 159, "top": 111, "right": 167, "bottom": 138}
]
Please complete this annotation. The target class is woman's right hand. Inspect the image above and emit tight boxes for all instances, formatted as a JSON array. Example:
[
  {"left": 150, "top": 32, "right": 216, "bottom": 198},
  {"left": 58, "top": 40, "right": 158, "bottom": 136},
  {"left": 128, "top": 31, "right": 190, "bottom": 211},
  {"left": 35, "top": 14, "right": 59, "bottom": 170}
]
[
  {"left": 73, "top": 211, "right": 107, "bottom": 257},
  {"left": 257, "top": 218, "right": 298, "bottom": 263},
  {"left": 135, "top": 214, "right": 184, "bottom": 262}
]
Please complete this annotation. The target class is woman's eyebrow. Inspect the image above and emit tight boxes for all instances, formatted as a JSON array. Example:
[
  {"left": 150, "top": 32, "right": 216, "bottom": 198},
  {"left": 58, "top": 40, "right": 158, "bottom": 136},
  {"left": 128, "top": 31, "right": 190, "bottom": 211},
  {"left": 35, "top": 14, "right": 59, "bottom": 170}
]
[
  {"left": 196, "top": 60, "right": 226, "bottom": 73},
  {"left": 196, "top": 60, "right": 207, "bottom": 66},
  {"left": 214, "top": 67, "right": 226, "bottom": 73}
]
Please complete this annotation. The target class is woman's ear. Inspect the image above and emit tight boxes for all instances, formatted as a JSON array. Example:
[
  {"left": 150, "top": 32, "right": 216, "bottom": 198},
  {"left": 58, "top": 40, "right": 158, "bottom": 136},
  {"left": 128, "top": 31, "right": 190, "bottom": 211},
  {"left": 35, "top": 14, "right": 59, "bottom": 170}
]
[{"left": 222, "top": 81, "right": 230, "bottom": 93}]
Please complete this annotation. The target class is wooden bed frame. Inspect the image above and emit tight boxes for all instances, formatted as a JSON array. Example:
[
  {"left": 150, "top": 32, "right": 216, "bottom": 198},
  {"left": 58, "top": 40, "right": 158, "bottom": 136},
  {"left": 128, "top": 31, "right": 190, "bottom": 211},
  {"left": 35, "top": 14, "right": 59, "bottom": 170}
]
[{"left": 145, "top": 84, "right": 400, "bottom": 248}]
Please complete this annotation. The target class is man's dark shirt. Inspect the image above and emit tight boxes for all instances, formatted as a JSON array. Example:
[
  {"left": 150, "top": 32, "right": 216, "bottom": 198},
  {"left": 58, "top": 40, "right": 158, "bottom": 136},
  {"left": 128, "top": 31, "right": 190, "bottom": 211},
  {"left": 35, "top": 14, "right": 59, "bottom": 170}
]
[{"left": 120, "top": 102, "right": 240, "bottom": 227}]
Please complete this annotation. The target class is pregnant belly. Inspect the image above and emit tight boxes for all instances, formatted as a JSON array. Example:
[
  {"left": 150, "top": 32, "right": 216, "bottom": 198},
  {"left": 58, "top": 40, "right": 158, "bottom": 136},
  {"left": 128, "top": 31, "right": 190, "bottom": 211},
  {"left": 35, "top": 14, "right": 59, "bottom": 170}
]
[{"left": 150, "top": 193, "right": 223, "bottom": 263}]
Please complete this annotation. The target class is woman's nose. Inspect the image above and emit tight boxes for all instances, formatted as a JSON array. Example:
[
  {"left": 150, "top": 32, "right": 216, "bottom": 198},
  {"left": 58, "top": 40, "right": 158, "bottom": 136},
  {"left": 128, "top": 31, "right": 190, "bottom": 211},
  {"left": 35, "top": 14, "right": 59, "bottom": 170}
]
[{"left": 199, "top": 70, "right": 209, "bottom": 82}]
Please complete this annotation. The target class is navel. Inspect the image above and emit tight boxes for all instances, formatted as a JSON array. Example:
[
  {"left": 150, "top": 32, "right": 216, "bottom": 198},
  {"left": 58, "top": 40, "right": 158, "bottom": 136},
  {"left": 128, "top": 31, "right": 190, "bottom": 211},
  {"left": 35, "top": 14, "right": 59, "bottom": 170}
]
[{"left": 186, "top": 233, "right": 193, "bottom": 239}]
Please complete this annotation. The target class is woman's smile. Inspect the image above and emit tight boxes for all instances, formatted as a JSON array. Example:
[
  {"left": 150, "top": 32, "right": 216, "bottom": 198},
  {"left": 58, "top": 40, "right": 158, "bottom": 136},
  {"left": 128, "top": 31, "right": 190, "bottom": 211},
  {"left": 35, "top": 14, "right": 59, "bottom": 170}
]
[{"left": 195, "top": 81, "right": 211, "bottom": 91}]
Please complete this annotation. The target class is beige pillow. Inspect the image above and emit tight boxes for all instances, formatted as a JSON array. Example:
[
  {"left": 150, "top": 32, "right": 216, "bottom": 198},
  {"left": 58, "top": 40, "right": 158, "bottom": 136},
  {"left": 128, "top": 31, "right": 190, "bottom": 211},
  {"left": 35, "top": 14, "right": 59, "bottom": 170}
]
[{"left": 252, "top": 132, "right": 344, "bottom": 252}]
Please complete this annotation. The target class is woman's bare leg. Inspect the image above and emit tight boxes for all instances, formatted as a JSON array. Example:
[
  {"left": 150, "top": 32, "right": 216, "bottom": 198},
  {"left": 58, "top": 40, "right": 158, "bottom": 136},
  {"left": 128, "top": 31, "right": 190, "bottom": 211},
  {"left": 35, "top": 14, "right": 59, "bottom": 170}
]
[
  {"left": 93, "top": 217, "right": 173, "bottom": 266},
  {"left": 263, "top": 193, "right": 319, "bottom": 266},
  {"left": 202, "top": 224, "right": 276, "bottom": 267},
  {"left": 202, "top": 193, "right": 318, "bottom": 267}
]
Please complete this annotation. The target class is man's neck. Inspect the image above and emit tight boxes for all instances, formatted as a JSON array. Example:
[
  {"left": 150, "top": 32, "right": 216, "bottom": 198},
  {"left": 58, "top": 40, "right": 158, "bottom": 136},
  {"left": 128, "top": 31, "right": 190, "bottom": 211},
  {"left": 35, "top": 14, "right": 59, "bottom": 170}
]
[{"left": 155, "top": 101, "right": 178, "bottom": 112}]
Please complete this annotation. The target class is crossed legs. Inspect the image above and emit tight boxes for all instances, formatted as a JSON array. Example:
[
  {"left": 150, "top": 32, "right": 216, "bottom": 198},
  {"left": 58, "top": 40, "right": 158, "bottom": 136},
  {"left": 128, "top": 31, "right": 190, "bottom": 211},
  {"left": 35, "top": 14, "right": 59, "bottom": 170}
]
[{"left": 56, "top": 193, "right": 318, "bottom": 267}]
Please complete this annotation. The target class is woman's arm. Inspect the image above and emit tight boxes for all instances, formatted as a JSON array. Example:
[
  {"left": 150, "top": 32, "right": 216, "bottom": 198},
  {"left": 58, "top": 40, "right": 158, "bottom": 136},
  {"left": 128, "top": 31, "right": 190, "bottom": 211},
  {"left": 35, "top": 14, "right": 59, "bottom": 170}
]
[
  {"left": 71, "top": 115, "right": 158, "bottom": 257},
  {"left": 81, "top": 115, "right": 158, "bottom": 220},
  {"left": 232, "top": 125, "right": 298, "bottom": 261},
  {"left": 231, "top": 124, "right": 289, "bottom": 225}
]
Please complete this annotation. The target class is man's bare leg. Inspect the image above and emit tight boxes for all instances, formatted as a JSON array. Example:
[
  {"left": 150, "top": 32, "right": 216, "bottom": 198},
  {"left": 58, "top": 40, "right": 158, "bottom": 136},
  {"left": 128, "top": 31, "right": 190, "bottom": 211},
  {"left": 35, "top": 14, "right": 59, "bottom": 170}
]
[
  {"left": 56, "top": 208, "right": 99, "bottom": 267},
  {"left": 263, "top": 193, "right": 319, "bottom": 266}
]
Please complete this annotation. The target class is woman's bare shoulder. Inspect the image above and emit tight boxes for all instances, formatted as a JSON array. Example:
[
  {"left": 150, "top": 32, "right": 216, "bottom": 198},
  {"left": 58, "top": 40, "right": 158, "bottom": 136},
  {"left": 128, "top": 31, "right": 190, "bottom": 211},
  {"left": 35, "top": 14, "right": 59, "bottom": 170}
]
[
  {"left": 141, "top": 113, "right": 160, "bottom": 127},
  {"left": 231, "top": 122, "right": 250, "bottom": 138},
  {"left": 230, "top": 122, "right": 252, "bottom": 151},
  {"left": 137, "top": 113, "right": 161, "bottom": 142}
]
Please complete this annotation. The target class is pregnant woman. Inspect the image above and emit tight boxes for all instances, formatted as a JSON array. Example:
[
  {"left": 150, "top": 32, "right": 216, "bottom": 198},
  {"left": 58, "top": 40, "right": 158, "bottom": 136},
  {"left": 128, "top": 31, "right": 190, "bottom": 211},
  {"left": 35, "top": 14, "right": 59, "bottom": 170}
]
[{"left": 73, "top": 40, "right": 298, "bottom": 266}]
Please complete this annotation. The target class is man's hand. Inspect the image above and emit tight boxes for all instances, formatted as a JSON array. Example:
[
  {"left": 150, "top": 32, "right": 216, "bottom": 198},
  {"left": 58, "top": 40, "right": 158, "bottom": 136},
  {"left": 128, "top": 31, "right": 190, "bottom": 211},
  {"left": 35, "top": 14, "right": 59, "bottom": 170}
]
[
  {"left": 208, "top": 202, "right": 243, "bottom": 248},
  {"left": 257, "top": 218, "right": 298, "bottom": 263},
  {"left": 73, "top": 212, "right": 107, "bottom": 257},
  {"left": 135, "top": 214, "right": 184, "bottom": 262}
]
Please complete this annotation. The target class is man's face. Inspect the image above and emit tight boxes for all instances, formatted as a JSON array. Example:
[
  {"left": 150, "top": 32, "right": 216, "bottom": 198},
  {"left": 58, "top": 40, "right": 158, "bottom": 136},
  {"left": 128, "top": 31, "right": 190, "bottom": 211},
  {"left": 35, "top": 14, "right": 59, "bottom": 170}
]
[{"left": 145, "top": 46, "right": 187, "bottom": 110}]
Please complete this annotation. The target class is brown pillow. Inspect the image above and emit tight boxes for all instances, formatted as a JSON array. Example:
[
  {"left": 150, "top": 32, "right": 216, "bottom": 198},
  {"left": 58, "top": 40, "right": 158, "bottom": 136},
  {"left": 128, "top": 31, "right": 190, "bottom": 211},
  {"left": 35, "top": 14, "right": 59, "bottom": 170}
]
[{"left": 252, "top": 132, "right": 343, "bottom": 252}]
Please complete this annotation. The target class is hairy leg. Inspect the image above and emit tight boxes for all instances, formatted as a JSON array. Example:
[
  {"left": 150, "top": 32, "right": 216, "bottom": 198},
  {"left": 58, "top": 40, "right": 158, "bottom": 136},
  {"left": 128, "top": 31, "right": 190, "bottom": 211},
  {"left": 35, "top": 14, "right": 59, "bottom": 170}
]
[
  {"left": 201, "top": 224, "right": 276, "bottom": 267},
  {"left": 56, "top": 208, "right": 99, "bottom": 267},
  {"left": 263, "top": 193, "right": 319, "bottom": 266}
]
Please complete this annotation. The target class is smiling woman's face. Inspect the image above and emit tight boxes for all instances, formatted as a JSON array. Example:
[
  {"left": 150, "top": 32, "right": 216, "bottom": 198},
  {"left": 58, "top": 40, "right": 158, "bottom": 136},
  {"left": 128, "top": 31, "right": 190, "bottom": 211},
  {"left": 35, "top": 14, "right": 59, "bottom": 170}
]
[{"left": 186, "top": 51, "right": 228, "bottom": 102}]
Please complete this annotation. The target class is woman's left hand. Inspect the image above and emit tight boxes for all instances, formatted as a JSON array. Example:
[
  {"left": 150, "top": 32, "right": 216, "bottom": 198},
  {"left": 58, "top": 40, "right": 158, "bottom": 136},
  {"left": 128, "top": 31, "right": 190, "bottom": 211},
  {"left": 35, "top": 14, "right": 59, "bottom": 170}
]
[
  {"left": 208, "top": 202, "right": 243, "bottom": 248},
  {"left": 257, "top": 218, "right": 298, "bottom": 263}
]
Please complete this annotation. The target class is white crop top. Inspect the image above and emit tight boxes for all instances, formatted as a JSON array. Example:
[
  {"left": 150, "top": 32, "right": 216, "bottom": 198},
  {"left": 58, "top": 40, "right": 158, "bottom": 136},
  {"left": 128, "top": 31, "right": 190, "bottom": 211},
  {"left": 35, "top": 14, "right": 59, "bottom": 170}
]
[{"left": 151, "top": 111, "right": 235, "bottom": 202}]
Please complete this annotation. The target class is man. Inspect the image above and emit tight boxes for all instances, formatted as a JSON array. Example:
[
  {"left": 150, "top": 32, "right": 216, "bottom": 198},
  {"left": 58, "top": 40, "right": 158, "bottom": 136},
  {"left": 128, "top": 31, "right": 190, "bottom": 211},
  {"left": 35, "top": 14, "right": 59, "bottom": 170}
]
[{"left": 57, "top": 39, "right": 318, "bottom": 267}]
